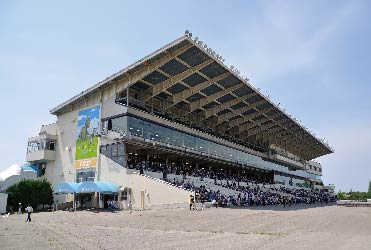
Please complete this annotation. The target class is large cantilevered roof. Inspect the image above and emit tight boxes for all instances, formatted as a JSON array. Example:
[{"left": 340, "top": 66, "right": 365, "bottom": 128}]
[{"left": 50, "top": 33, "right": 333, "bottom": 160}]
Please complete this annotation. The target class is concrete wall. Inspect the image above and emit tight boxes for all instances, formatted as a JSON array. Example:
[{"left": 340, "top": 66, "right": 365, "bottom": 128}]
[
  {"left": 48, "top": 104, "right": 86, "bottom": 203},
  {"left": 99, "top": 154, "right": 192, "bottom": 210},
  {"left": 40, "top": 123, "right": 58, "bottom": 135},
  {"left": 52, "top": 85, "right": 114, "bottom": 195},
  {"left": 26, "top": 150, "right": 56, "bottom": 162},
  {"left": 47, "top": 92, "right": 192, "bottom": 209},
  {"left": 101, "top": 95, "right": 127, "bottom": 119}
]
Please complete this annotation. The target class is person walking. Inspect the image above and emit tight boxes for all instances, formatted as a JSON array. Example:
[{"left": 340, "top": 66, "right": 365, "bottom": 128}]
[
  {"left": 189, "top": 195, "right": 195, "bottom": 211},
  {"left": 107, "top": 199, "right": 112, "bottom": 211},
  {"left": 25, "top": 204, "right": 33, "bottom": 222},
  {"left": 110, "top": 200, "right": 115, "bottom": 212},
  {"left": 200, "top": 193, "right": 205, "bottom": 211},
  {"left": 128, "top": 200, "right": 132, "bottom": 214},
  {"left": 211, "top": 198, "right": 217, "bottom": 208},
  {"left": 18, "top": 203, "right": 22, "bottom": 215}
]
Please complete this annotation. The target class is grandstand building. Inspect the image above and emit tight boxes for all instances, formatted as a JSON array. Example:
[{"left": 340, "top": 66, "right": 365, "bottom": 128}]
[{"left": 26, "top": 32, "right": 333, "bottom": 209}]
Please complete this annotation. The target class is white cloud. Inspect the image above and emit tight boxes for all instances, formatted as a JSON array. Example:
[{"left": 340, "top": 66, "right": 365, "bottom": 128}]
[
  {"left": 78, "top": 115, "right": 87, "bottom": 121},
  {"left": 87, "top": 117, "right": 100, "bottom": 135}
]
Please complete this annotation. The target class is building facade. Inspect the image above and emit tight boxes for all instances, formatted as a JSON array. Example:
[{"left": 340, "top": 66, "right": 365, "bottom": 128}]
[{"left": 26, "top": 33, "right": 333, "bottom": 210}]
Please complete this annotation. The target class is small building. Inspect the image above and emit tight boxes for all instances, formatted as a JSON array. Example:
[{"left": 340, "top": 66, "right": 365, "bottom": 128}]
[
  {"left": 0, "top": 192, "right": 8, "bottom": 214},
  {"left": 0, "top": 165, "right": 38, "bottom": 192},
  {"left": 0, "top": 165, "right": 38, "bottom": 213}
]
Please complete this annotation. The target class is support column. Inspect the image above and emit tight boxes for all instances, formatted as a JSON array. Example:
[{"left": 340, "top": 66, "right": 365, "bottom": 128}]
[{"left": 126, "top": 87, "right": 129, "bottom": 106}]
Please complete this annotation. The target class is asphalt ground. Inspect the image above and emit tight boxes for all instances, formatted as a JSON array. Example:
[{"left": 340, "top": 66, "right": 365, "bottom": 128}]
[{"left": 1, "top": 204, "right": 370, "bottom": 250}]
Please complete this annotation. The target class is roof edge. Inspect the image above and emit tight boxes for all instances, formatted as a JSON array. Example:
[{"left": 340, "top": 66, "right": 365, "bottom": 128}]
[
  {"left": 49, "top": 35, "right": 189, "bottom": 115},
  {"left": 49, "top": 32, "right": 333, "bottom": 156},
  {"left": 185, "top": 37, "right": 334, "bottom": 155}
]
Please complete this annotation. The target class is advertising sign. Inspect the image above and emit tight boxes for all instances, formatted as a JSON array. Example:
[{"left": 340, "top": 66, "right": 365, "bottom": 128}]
[{"left": 74, "top": 105, "right": 100, "bottom": 169}]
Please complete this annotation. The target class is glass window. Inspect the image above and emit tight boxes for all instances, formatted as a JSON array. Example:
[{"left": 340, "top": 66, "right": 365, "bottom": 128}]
[
  {"left": 184, "top": 134, "right": 196, "bottom": 149},
  {"left": 111, "top": 144, "right": 118, "bottom": 157},
  {"left": 133, "top": 118, "right": 143, "bottom": 137},
  {"left": 171, "top": 129, "right": 183, "bottom": 147},
  {"left": 121, "top": 189, "right": 128, "bottom": 201},
  {"left": 118, "top": 156, "right": 126, "bottom": 166},
  {"left": 77, "top": 170, "right": 95, "bottom": 182},
  {"left": 143, "top": 121, "right": 153, "bottom": 140},
  {"left": 102, "top": 120, "right": 109, "bottom": 134},
  {"left": 77, "top": 171, "right": 86, "bottom": 183},
  {"left": 106, "top": 144, "right": 112, "bottom": 157},
  {"left": 111, "top": 116, "right": 127, "bottom": 133},
  {"left": 155, "top": 124, "right": 166, "bottom": 142},
  {"left": 27, "top": 140, "right": 56, "bottom": 152},
  {"left": 118, "top": 144, "right": 125, "bottom": 156},
  {"left": 100, "top": 145, "right": 107, "bottom": 155},
  {"left": 49, "top": 141, "right": 55, "bottom": 150},
  {"left": 87, "top": 171, "right": 95, "bottom": 182},
  {"left": 114, "top": 115, "right": 323, "bottom": 182}
]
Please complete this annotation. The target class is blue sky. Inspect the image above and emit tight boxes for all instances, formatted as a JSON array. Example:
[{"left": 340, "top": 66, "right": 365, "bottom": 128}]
[{"left": 1, "top": 0, "right": 370, "bottom": 191}]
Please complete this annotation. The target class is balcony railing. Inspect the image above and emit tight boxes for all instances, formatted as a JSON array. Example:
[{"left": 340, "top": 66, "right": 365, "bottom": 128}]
[
  {"left": 101, "top": 131, "right": 323, "bottom": 182},
  {"left": 269, "top": 153, "right": 305, "bottom": 170},
  {"left": 26, "top": 149, "right": 56, "bottom": 162}
]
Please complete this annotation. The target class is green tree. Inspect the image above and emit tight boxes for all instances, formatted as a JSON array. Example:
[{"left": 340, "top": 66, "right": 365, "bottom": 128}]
[
  {"left": 337, "top": 190, "right": 347, "bottom": 200},
  {"left": 38, "top": 179, "right": 54, "bottom": 210},
  {"left": 6, "top": 179, "right": 54, "bottom": 211},
  {"left": 368, "top": 180, "right": 371, "bottom": 198},
  {"left": 348, "top": 191, "right": 368, "bottom": 201}
]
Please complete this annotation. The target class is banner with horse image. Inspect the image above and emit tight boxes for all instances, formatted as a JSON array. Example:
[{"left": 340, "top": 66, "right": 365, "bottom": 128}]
[{"left": 74, "top": 105, "right": 100, "bottom": 169}]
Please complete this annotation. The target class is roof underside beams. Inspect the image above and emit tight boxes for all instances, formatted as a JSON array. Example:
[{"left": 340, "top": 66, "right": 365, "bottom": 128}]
[
  {"left": 124, "top": 38, "right": 332, "bottom": 161},
  {"left": 51, "top": 35, "right": 332, "bottom": 161}
]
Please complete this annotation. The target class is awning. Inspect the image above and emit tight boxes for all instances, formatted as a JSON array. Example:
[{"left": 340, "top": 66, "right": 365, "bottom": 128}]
[
  {"left": 54, "top": 182, "right": 81, "bottom": 194},
  {"left": 21, "top": 165, "right": 40, "bottom": 176},
  {"left": 76, "top": 181, "right": 119, "bottom": 194}
]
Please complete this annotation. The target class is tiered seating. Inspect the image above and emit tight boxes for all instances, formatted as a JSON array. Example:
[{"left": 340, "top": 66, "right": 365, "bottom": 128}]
[{"left": 101, "top": 146, "right": 335, "bottom": 208}]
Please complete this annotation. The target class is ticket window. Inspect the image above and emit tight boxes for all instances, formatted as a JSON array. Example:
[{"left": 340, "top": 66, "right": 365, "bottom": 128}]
[
  {"left": 123, "top": 188, "right": 133, "bottom": 200},
  {"left": 121, "top": 188, "right": 131, "bottom": 209},
  {"left": 121, "top": 190, "right": 128, "bottom": 201}
]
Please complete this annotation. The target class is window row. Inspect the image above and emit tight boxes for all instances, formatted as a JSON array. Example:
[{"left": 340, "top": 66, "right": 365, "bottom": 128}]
[
  {"left": 27, "top": 140, "right": 56, "bottom": 153},
  {"left": 76, "top": 170, "right": 95, "bottom": 183},
  {"left": 106, "top": 115, "right": 322, "bottom": 181}
]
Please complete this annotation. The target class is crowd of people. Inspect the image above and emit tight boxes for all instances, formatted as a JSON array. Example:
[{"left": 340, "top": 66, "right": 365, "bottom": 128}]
[
  {"left": 127, "top": 157, "right": 336, "bottom": 209},
  {"left": 127, "top": 158, "right": 272, "bottom": 183},
  {"left": 193, "top": 184, "right": 334, "bottom": 208}
]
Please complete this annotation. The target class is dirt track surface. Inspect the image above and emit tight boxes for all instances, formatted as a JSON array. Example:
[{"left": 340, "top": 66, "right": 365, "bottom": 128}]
[{"left": 1, "top": 204, "right": 370, "bottom": 250}]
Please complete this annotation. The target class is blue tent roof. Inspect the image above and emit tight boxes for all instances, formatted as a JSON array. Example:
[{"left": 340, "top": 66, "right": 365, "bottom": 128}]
[
  {"left": 76, "top": 181, "right": 119, "bottom": 194},
  {"left": 21, "top": 165, "right": 40, "bottom": 176},
  {"left": 54, "top": 182, "right": 81, "bottom": 194}
]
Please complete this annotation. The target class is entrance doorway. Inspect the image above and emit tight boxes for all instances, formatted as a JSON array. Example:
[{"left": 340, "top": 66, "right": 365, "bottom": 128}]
[
  {"left": 102, "top": 194, "right": 115, "bottom": 208},
  {"left": 101, "top": 194, "right": 118, "bottom": 209},
  {"left": 77, "top": 193, "right": 93, "bottom": 208}
]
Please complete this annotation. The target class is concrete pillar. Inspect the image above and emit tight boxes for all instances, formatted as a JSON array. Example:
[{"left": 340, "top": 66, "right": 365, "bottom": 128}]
[{"left": 126, "top": 87, "right": 129, "bottom": 106}]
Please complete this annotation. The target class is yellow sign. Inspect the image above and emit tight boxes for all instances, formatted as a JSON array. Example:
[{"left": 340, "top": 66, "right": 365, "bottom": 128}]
[{"left": 74, "top": 158, "right": 97, "bottom": 169}]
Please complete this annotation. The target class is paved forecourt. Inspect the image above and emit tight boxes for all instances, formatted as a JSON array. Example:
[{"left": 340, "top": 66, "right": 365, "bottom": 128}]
[{"left": 1, "top": 205, "right": 370, "bottom": 250}]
